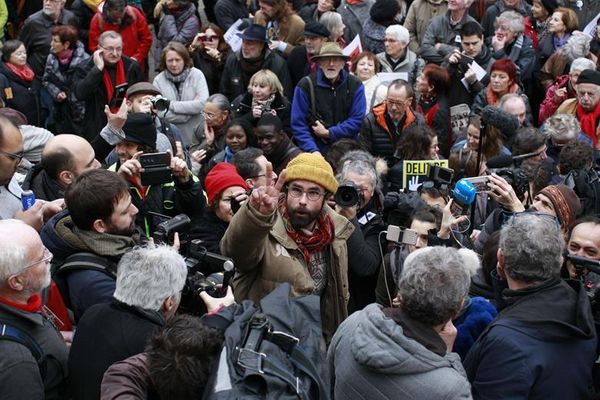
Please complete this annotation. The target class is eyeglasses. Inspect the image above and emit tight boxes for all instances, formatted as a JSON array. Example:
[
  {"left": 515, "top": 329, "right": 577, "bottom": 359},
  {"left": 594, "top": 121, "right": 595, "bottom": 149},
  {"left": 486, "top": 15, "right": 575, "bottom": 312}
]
[
  {"left": 99, "top": 45, "right": 123, "bottom": 54},
  {"left": 288, "top": 186, "right": 325, "bottom": 201},
  {"left": 202, "top": 111, "right": 220, "bottom": 120},
  {"left": 248, "top": 174, "right": 266, "bottom": 179},
  {"left": 0, "top": 149, "right": 24, "bottom": 163},
  {"left": 201, "top": 35, "right": 218, "bottom": 41},
  {"left": 22, "top": 247, "right": 53, "bottom": 272},
  {"left": 386, "top": 98, "right": 408, "bottom": 108}
]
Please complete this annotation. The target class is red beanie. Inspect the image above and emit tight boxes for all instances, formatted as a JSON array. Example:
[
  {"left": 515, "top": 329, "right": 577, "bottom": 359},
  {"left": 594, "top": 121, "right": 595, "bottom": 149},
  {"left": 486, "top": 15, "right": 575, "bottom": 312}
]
[{"left": 205, "top": 163, "right": 247, "bottom": 204}]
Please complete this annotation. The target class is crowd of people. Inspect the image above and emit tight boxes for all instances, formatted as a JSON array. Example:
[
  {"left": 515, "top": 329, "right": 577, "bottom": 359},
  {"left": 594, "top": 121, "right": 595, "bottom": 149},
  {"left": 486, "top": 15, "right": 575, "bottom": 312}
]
[{"left": 2, "top": 0, "right": 600, "bottom": 398}]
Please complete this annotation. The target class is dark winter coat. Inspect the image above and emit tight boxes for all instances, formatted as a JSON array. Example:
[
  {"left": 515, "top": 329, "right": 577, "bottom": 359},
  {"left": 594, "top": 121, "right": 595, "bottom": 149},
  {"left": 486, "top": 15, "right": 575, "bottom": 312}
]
[
  {"left": 481, "top": 0, "right": 531, "bottom": 39},
  {"left": 42, "top": 40, "right": 90, "bottom": 134},
  {"left": 73, "top": 56, "right": 143, "bottom": 141},
  {"left": 18, "top": 9, "right": 79, "bottom": 76},
  {"left": 464, "top": 278, "right": 597, "bottom": 400},
  {"left": 220, "top": 48, "right": 292, "bottom": 101},
  {"left": 190, "top": 209, "right": 229, "bottom": 258},
  {"left": 231, "top": 91, "right": 292, "bottom": 134},
  {"left": 420, "top": 11, "right": 477, "bottom": 65},
  {"left": 361, "top": 19, "right": 386, "bottom": 54},
  {"left": 192, "top": 47, "right": 230, "bottom": 95},
  {"left": 490, "top": 34, "right": 536, "bottom": 82},
  {"left": 214, "top": 0, "right": 249, "bottom": 31},
  {"left": 21, "top": 163, "right": 65, "bottom": 202},
  {"left": 359, "top": 102, "right": 425, "bottom": 166},
  {"left": 0, "top": 303, "right": 69, "bottom": 400},
  {"left": 265, "top": 134, "right": 302, "bottom": 175},
  {"left": 444, "top": 46, "right": 492, "bottom": 109},
  {"left": 68, "top": 300, "right": 165, "bottom": 400},
  {"left": 0, "top": 62, "right": 46, "bottom": 127},
  {"left": 287, "top": 45, "right": 310, "bottom": 87}
]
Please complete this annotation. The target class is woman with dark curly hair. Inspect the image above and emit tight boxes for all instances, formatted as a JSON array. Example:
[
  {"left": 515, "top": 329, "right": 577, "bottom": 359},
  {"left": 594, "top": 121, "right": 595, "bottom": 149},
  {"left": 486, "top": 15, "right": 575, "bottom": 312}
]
[{"left": 189, "top": 24, "right": 231, "bottom": 94}]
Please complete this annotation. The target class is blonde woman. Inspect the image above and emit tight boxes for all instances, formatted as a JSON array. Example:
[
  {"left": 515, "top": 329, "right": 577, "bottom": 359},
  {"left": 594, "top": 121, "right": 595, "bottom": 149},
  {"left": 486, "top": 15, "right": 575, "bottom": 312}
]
[{"left": 231, "top": 69, "right": 292, "bottom": 134}]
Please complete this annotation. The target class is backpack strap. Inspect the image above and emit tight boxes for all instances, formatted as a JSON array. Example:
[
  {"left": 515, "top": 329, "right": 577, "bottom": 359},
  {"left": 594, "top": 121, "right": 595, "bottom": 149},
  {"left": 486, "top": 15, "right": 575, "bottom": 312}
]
[
  {"left": 301, "top": 75, "right": 317, "bottom": 118},
  {"left": 54, "top": 252, "right": 117, "bottom": 279},
  {"left": 0, "top": 321, "right": 47, "bottom": 380}
]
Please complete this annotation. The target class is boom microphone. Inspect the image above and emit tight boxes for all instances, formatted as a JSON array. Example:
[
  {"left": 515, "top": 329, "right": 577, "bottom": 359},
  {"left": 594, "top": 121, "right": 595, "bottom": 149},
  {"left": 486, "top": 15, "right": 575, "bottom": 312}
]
[
  {"left": 481, "top": 106, "right": 520, "bottom": 141},
  {"left": 486, "top": 154, "right": 514, "bottom": 169}
]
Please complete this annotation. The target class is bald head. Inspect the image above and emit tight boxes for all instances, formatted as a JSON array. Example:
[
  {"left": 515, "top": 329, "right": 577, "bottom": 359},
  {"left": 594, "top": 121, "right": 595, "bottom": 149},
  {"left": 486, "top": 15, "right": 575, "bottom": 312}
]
[{"left": 42, "top": 134, "right": 101, "bottom": 186}]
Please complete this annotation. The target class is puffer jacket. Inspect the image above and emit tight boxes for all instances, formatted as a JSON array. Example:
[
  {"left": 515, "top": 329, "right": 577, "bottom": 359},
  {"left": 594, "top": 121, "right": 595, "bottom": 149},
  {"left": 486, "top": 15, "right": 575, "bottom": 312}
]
[
  {"left": 359, "top": 102, "right": 425, "bottom": 165},
  {"left": 361, "top": 18, "right": 386, "bottom": 54},
  {"left": 377, "top": 49, "right": 424, "bottom": 85},
  {"left": 328, "top": 304, "right": 472, "bottom": 400},
  {"left": 404, "top": 0, "right": 448, "bottom": 53},
  {"left": 220, "top": 199, "right": 354, "bottom": 343}
]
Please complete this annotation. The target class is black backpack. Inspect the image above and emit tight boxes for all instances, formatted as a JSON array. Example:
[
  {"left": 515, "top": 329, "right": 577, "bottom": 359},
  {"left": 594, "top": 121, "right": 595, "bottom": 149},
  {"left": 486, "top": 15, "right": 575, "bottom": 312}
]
[
  {"left": 202, "top": 283, "right": 329, "bottom": 400},
  {"left": 51, "top": 252, "right": 118, "bottom": 312}
]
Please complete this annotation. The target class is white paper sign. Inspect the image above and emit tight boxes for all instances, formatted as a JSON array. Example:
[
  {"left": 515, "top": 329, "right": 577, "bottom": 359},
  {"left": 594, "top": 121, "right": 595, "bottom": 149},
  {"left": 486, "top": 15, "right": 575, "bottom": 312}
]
[
  {"left": 224, "top": 19, "right": 244, "bottom": 53},
  {"left": 461, "top": 60, "right": 487, "bottom": 89},
  {"left": 376, "top": 72, "right": 409, "bottom": 86}
]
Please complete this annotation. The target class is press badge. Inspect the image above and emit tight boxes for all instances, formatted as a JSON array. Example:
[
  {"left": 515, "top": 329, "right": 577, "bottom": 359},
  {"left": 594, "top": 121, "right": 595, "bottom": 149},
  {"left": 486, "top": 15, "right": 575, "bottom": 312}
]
[{"left": 4, "top": 87, "right": 13, "bottom": 100}]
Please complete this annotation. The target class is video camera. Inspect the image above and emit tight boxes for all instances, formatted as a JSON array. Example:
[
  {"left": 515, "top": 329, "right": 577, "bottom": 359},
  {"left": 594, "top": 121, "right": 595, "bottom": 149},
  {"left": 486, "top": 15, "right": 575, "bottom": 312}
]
[
  {"left": 421, "top": 165, "right": 453, "bottom": 191},
  {"left": 153, "top": 214, "right": 235, "bottom": 316}
]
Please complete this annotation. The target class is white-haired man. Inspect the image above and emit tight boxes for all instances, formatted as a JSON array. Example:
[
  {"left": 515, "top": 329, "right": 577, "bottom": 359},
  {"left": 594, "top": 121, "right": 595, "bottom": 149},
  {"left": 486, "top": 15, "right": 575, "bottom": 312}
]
[
  {"left": 68, "top": 245, "right": 188, "bottom": 400},
  {"left": 377, "top": 25, "right": 424, "bottom": 86},
  {"left": 0, "top": 219, "right": 69, "bottom": 399}
]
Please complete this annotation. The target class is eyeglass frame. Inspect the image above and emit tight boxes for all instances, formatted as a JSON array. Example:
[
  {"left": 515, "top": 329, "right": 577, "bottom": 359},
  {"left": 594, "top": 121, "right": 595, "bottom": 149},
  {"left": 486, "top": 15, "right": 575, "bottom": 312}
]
[
  {"left": 0, "top": 149, "right": 24, "bottom": 163},
  {"left": 12, "top": 247, "right": 54, "bottom": 277},
  {"left": 99, "top": 45, "right": 123, "bottom": 54},
  {"left": 286, "top": 184, "right": 326, "bottom": 201}
]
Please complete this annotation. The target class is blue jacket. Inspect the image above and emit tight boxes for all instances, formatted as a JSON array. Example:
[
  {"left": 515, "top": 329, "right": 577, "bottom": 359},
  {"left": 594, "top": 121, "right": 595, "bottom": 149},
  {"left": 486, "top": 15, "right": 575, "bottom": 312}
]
[
  {"left": 291, "top": 68, "right": 366, "bottom": 153},
  {"left": 464, "top": 278, "right": 597, "bottom": 400}
]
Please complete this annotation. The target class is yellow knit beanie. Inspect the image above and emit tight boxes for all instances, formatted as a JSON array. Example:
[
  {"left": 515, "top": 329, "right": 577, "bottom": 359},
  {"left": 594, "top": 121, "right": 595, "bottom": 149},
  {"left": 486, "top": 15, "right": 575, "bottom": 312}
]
[{"left": 285, "top": 153, "right": 338, "bottom": 193}]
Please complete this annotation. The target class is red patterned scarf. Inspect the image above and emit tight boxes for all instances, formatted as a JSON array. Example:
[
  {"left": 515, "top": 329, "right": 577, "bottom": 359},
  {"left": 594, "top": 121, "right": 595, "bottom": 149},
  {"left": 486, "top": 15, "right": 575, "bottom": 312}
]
[
  {"left": 576, "top": 101, "right": 600, "bottom": 146},
  {"left": 278, "top": 197, "right": 335, "bottom": 263},
  {"left": 5, "top": 62, "right": 34, "bottom": 82},
  {"left": 103, "top": 59, "right": 127, "bottom": 112}
]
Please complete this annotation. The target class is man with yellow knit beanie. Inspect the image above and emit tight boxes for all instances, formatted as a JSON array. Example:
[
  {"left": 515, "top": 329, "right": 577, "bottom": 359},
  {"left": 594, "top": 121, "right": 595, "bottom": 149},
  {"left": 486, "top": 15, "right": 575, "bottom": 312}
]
[{"left": 221, "top": 152, "right": 354, "bottom": 343}]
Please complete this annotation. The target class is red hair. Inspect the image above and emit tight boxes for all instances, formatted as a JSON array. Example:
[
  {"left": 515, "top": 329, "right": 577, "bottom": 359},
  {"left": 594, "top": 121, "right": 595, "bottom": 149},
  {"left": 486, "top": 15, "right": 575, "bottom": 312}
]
[{"left": 491, "top": 58, "right": 518, "bottom": 84}]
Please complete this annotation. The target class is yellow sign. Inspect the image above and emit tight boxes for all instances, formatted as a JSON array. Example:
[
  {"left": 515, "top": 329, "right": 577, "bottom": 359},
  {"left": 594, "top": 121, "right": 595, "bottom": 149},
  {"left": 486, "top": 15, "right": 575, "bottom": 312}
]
[{"left": 402, "top": 159, "right": 449, "bottom": 191}]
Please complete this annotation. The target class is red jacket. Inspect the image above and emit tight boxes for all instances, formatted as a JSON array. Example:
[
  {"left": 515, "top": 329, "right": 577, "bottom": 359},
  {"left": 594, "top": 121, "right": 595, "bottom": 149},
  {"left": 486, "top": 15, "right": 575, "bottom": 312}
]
[
  {"left": 88, "top": 6, "right": 152, "bottom": 70},
  {"left": 538, "top": 74, "right": 574, "bottom": 124}
]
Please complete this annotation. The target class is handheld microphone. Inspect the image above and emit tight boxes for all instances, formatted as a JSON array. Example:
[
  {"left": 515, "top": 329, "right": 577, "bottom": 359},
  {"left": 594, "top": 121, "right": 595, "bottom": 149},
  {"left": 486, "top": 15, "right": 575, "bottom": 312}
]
[{"left": 219, "top": 260, "right": 234, "bottom": 296}]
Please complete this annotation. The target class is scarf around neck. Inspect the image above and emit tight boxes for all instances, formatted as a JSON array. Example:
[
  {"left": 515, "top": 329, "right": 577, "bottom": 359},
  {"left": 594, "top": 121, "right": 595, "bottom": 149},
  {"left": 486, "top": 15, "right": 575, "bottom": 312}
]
[
  {"left": 103, "top": 59, "right": 127, "bottom": 112},
  {"left": 164, "top": 66, "right": 192, "bottom": 84},
  {"left": 57, "top": 48, "right": 74, "bottom": 66},
  {"left": 576, "top": 101, "right": 600, "bottom": 146},
  {"left": 0, "top": 293, "right": 43, "bottom": 313},
  {"left": 6, "top": 62, "right": 34, "bottom": 82},
  {"left": 278, "top": 196, "right": 335, "bottom": 263}
]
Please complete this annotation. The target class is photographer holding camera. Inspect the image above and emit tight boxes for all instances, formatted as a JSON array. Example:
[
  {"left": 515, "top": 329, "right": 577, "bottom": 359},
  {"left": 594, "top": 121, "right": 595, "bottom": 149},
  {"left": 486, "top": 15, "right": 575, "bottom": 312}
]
[
  {"left": 334, "top": 151, "right": 386, "bottom": 313},
  {"left": 109, "top": 113, "right": 205, "bottom": 238}
]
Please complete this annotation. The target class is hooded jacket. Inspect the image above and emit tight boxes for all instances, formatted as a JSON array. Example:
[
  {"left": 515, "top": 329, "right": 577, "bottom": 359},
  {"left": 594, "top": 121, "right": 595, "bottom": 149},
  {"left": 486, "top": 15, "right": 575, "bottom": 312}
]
[
  {"left": 41, "top": 210, "right": 138, "bottom": 321},
  {"left": 327, "top": 304, "right": 473, "bottom": 400},
  {"left": 464, "top": 278, "right": 597, "bottom": 399}
]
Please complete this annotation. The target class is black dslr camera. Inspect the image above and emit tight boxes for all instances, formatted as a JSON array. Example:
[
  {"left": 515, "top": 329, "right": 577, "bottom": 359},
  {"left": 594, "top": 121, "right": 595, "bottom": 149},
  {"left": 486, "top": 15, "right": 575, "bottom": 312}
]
[
  {"left": 150, "top": 95, "right": 170, "bottom": 112},
  {"left": 495, "top": 168, "right": 528, "bottom": 197},
  {"left": 335, "top": 181, "right": 363, "bottom": 208}
]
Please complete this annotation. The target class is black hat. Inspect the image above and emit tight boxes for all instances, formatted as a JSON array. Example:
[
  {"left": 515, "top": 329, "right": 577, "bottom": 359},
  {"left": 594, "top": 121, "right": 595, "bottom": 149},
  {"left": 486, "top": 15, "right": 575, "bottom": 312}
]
[
  {"left": 577, "top": 69, "right": 600, "bottom": 86},
  {"left": 122, "top": 113, "right": 157, "bottom": 148},
  {"left": 236, "top": 24, "right": 268, "bottom": 43},
  {"left": 370, "top": 0, "right": 400, "bottom": 25},
  {"left": 541, "top": 0, "right": 558, "bottom": 14},
  {"left": 304, "top": 22, "right": 330, "bottom": 38}
]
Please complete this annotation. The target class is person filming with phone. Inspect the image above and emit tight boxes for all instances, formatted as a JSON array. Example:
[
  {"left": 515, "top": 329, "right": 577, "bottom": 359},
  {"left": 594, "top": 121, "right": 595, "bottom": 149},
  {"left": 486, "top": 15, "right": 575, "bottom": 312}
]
[{"left": 108, "top": 112, "right": 205, "bottom": 238}]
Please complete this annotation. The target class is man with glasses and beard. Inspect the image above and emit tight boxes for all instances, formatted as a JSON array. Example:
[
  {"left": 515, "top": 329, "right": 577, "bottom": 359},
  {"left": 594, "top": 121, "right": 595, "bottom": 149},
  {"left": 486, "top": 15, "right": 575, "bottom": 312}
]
[
  {"left": 40, "top": 169, "right": 141, "bottom": 322},
  {"left": 0, "top": 219, "right": 70, "bottom": 400},
  {"left": 221, "top": 153, "right": 355, "bottom": 343}
]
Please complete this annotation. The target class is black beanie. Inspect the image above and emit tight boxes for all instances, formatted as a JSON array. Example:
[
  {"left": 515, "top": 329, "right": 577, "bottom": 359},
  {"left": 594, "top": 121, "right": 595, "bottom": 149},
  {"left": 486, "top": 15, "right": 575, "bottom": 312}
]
[
  {"left": 122, "top": 113, "right": 157, "bottom": 149},
  {"left": 370, "top": 0, "right": 400, "bottom": 25},
  {"left": 541, "top": 0, "right": 558, "bottom": 14}
]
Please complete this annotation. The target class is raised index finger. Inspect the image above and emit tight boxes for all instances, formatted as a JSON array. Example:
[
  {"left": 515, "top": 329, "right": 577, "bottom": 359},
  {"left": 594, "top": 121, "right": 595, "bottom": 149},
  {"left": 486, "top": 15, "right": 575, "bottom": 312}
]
[{"left": 265, "top": 161, "right": 274, "bottom": 188}]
